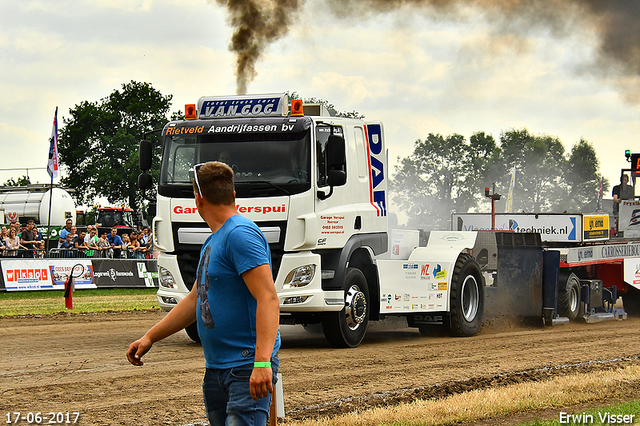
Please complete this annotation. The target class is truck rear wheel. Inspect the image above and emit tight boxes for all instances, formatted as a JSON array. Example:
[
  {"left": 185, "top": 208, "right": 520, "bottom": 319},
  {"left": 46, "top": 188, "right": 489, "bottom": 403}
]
[
  {"left": 322, "top": 268, "right": 370, "bottom": 348},
  {"left": 449, "top": 254, "right": 484, "bottom": 337},
  {"left": 184, "top": 321, "right": 201, "bottom": 343},
  {"left": 622, "top": 286, "right": 640, "bottom": 317},
  {"left": 558, "top": 272, "right": 582, "bottom": 320}
]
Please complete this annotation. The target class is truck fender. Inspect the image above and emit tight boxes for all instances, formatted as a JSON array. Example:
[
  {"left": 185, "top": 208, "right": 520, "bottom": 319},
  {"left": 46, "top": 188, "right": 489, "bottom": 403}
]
[{"left": 319, "top": 233, "right": 387, "bottom": 292}]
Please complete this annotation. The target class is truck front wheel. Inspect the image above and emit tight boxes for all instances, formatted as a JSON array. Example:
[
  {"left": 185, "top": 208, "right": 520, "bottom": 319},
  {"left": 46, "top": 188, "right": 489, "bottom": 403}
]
[
  {"left": 322, "top": 268, "right": 370, "bottom": 348},
  {"left": 449, "top": 254, "right": 484, "bottom": 337},
  {"left": 184, "top": 321, "right": 201, "bottom": 343}
]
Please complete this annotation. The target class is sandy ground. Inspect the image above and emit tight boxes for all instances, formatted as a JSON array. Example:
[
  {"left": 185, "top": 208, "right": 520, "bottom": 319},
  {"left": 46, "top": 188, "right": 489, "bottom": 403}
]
[{"left": 1, "top": 311, "right": 639, "bottom": 425}]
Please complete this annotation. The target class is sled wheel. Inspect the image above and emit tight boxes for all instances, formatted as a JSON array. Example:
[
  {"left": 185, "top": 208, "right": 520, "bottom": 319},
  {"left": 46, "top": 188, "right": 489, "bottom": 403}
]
[{"left": 449, "top": 253, "right": 484, "bottom": 337}]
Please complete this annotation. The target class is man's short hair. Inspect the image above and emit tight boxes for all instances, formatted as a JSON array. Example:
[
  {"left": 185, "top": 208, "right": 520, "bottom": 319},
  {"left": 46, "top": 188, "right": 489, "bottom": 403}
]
[{"left": 193, "top": 161, "right": 235, "bottom": 205}]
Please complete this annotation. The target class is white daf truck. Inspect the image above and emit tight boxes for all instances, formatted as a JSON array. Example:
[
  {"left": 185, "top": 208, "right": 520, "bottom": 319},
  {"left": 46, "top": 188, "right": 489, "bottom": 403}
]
[{"left": 138, "top": 93, "right": 486, "bottom": 347}]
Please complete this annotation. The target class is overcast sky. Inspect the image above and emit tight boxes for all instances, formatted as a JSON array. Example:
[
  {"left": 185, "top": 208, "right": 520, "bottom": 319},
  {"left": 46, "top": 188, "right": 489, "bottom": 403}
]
[{"left": 1, "top": 0, "right": 639, "bottom": 207}]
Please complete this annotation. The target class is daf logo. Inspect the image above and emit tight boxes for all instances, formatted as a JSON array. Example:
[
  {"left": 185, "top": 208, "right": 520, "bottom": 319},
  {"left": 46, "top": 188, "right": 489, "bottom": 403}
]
[{"left": 414, "top": 314, "right": 444, "bottom": 324}]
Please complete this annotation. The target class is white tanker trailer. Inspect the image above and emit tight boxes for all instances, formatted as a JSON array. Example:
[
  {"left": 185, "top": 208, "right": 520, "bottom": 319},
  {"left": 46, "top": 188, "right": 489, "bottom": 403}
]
[{"left": 0, "top": 185, "right": 76, "bottom": 227}]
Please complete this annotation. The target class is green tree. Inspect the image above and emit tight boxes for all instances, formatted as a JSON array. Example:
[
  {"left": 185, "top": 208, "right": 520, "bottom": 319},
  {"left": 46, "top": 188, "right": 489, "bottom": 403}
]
[
  {"left": 3, "top": 175, "right": 32, "bottom": 186},
  {"left": 499, "top": 128, "right": 567, "bottom": 212},
  {"left": 288, "top": 92, "right": 365, "bottom": 119},
  {"left": 58, "top": 81, "right": 172, "bottom": 208},
  {"left": 564, "top": 138, "right": 608, "bottom": 212},
  {"left": 391, "top": 132, "right": 499, "bottom": 228}
]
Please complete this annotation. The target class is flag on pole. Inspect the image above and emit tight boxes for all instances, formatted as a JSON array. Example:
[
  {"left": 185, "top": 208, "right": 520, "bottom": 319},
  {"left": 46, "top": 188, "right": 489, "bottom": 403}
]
[
  {"left": 505, "top": 165, "right": 516, "bottom": 213},
  {"left": 47, "top": 107, "right": 59, "bottom": 179},
  {"left": 596, "top": 176, "right": 604, "bottom": 212}
]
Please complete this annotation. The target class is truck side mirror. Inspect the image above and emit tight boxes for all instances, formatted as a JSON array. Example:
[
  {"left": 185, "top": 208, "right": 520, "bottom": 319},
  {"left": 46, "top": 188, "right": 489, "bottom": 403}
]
[
  {"left": 326, "top": 135, "right": 346, "bottom": 170},
  {"left": 318, "top": 134, "right": 347, "bottom": 200},
  {"left": 139, "top": 139, "right": 153, "bottom": 171},
  {"left": 327, "top": 169, "right": 346, "bottom": 187},
  {"left": 138, "top": 172, "right": 152, "bottom": 190},
  {"left": 326, "top": 134, "right": 346, "bottom": 187}
]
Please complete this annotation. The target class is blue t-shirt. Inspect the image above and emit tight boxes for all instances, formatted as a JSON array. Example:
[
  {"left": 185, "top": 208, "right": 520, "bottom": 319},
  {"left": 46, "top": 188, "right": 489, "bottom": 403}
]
[{"left": 196, "top": 215, "right": 281, "bottom": 369}]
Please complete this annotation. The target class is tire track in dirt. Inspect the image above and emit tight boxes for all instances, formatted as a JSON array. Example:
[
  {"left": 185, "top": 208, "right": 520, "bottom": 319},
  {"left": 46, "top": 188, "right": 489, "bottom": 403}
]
[{"left": 1, "top": 311, "right": 639, "bottom": 425}]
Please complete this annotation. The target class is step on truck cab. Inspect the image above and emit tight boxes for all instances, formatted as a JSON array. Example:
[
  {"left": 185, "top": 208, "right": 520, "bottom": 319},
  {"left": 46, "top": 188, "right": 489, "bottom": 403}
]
[{"left": 139, "top": 93, "right": 485, "bottom": 347}]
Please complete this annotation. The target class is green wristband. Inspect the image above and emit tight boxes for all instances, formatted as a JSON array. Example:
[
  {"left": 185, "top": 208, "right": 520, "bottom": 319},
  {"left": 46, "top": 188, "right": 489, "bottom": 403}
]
[{"left": 254, "top": 361, "right": 271, "bottom": 368}]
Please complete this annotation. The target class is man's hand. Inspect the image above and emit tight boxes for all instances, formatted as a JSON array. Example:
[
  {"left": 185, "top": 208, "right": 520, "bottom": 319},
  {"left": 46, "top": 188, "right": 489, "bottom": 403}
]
[
  {"left": 126, "top": 336, "right": 153, "bottom": 366},
  {"left": 249, "top": 366, "right": 273, "bottom": 401}
]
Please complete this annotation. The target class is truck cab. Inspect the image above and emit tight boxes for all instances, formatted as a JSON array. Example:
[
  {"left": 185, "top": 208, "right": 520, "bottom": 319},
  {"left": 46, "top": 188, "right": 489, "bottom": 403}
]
[{"left": 141, "top": 93, "right": 484, "bottom": 347}]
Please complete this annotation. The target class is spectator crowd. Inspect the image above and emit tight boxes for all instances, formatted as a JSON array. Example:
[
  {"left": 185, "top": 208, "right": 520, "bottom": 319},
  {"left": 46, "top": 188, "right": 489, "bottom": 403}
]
[{"left": 0, "top": 218, "right": 153, "bottom": 259}]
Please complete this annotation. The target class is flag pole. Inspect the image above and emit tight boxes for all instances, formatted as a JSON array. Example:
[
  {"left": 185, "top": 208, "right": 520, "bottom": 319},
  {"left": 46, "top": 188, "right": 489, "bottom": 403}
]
[
  {"left": 46, "top": 107, "right": 59, "bottom": 251},
  {"left": 47, "top": 171, "right": 53, "bottom": 250}
]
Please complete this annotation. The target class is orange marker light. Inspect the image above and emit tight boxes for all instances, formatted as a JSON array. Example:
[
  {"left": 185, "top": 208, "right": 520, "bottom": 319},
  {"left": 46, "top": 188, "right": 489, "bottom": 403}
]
[
  {"left": 291, "top": 99, "right": 303, "bottom": 117},
  {"left": 185, "top": 104, "right": 197, "bottom": 120}
]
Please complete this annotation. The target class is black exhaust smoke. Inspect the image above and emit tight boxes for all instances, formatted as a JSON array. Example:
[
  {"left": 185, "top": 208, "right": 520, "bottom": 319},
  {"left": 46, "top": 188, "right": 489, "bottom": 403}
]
[{"left": 211, "top": 0, "right": 640, "bottom": 100}]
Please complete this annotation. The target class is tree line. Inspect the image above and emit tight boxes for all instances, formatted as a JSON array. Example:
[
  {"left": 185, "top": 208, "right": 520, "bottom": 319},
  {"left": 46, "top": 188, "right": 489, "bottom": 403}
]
[
  {"left": 54, "top": 81, "right": 606, "bottom": 222},
  {"left": 391, "top": 130, "right": 606, "bottom": 228}
]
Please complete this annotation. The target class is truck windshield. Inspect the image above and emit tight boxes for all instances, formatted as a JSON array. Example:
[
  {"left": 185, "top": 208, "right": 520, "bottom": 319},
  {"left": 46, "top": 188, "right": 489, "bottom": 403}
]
[
  {"left": 98, "top": 210, "right": 133, "bottom": 228},
  {"left": 158, "top": 119, "right": 312, "bottom": 198}
]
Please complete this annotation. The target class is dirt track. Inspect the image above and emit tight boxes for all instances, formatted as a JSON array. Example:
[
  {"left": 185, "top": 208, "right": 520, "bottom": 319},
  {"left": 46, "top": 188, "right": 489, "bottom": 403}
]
[{"left": 1, "top": 311, "right": 640, "bottom": 425}]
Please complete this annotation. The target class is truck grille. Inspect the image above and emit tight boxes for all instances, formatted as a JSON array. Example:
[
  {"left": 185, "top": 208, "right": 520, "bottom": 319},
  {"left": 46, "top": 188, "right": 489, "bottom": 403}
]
[{"left": 172, "top": 221, "right": 286, "bottom": 289}]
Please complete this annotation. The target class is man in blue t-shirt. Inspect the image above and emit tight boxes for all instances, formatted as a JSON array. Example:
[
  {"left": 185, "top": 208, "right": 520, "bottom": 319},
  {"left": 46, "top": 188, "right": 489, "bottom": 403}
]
[
  {"left": 107, "top": 228, "right": 123, "bottom": 258},
  {"left": 58, "top": 219, "right": 73, "bottom": 248},
  {"left": 126, "top": 161, "right": 280, "bottom": 426}
]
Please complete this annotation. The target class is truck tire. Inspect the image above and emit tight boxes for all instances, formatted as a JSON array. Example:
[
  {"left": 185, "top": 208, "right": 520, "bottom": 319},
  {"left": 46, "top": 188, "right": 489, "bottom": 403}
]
[
  {"left": 449, "top": 253, "right": 484, "bottom": 337},
  {"left": 184, "top": 321, "right": 201, "bottom": 343},
  {"left": 322, "top": 268, "right": 370, "bottom": 348},
  {"left": 623, "top": 287, "right": 640, "bottom": 317},
  {"left": 558, "top": 272, "right": 582, "bottom": 321}
]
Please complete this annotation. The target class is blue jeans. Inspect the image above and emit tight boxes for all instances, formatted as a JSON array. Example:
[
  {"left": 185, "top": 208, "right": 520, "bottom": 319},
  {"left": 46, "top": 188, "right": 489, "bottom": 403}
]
[{"left": 202, "top": 356, "right": 279, "bottom": 426}]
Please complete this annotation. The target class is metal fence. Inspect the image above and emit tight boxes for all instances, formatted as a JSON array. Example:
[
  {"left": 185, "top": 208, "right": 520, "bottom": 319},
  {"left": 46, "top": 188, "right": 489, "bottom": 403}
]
[{"left": 3, "top": 248, "right": 154, "bottom": 259}]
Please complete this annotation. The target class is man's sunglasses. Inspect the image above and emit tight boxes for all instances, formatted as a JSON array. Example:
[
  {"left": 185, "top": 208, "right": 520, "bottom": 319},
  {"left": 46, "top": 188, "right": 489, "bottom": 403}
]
[{"left": 189, "top": 163, "right": 206, "bottom": 198}]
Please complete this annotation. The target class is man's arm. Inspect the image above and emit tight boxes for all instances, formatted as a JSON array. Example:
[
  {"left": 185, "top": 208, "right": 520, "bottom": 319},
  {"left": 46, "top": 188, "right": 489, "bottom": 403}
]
[
  {"left": 242, "top": 264, "right": 280, "bottom": 400},
  {"left": 613, "top": 186, "right": 622, "bottom": 204},
  {"left": 20, "top": 232, "right": 33, "bottom": 247},
  {"left": 126, "top": 283, "right": 198, "bottom": 366}
]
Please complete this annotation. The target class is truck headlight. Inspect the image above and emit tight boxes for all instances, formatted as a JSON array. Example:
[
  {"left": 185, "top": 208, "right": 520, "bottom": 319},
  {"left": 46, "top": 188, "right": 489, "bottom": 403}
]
[
  {"left": 158, "top": 266, "right": 176, "bottom": 289},
  {"left": 283, "top": 265, "right": 316, "bottom": 288}
]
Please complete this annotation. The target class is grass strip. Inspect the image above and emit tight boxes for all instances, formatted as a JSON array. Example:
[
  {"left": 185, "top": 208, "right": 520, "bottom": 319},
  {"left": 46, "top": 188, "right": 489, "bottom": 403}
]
[
  {"left": 283, "top": 365, "right": 640, "bottom": 426},
  {"left": 0, "top": 288, "right": 159, "bottom": 316}
]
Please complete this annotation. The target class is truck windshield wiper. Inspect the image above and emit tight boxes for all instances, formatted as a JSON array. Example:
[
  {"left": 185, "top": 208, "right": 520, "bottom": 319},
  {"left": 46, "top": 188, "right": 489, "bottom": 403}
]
[{"left": 239, "top": 180, "right": 291, "bottom": 195}]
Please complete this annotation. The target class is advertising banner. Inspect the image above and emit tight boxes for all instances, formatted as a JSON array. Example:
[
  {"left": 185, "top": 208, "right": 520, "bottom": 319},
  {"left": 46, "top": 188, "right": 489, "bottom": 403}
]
[
  {"left": 582, "top": 214, "right": 609, "bottom": 241},
  {"left": 92, "top": 259, "right": 158, "bottom": 288},
  {"left": 0, "top": 259, "right": 157, "bottom": 291},
  {"left": 452, "top": 213, "right": 582, "bottom": 243},
  {"left": 2, "top": 259, "right": 95, "bottom": 291},
  {"left": 619, "top": 200, "right": 640, "bottom": 238},
  {"left": 624, "top": 258, "right": 640, "bottom": 291}
]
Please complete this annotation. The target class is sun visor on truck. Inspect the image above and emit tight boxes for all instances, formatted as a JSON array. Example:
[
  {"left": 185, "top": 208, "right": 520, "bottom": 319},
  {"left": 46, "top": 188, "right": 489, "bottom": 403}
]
[{"left": 197, "top": 93, "right": 289, "bottom": 119}]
